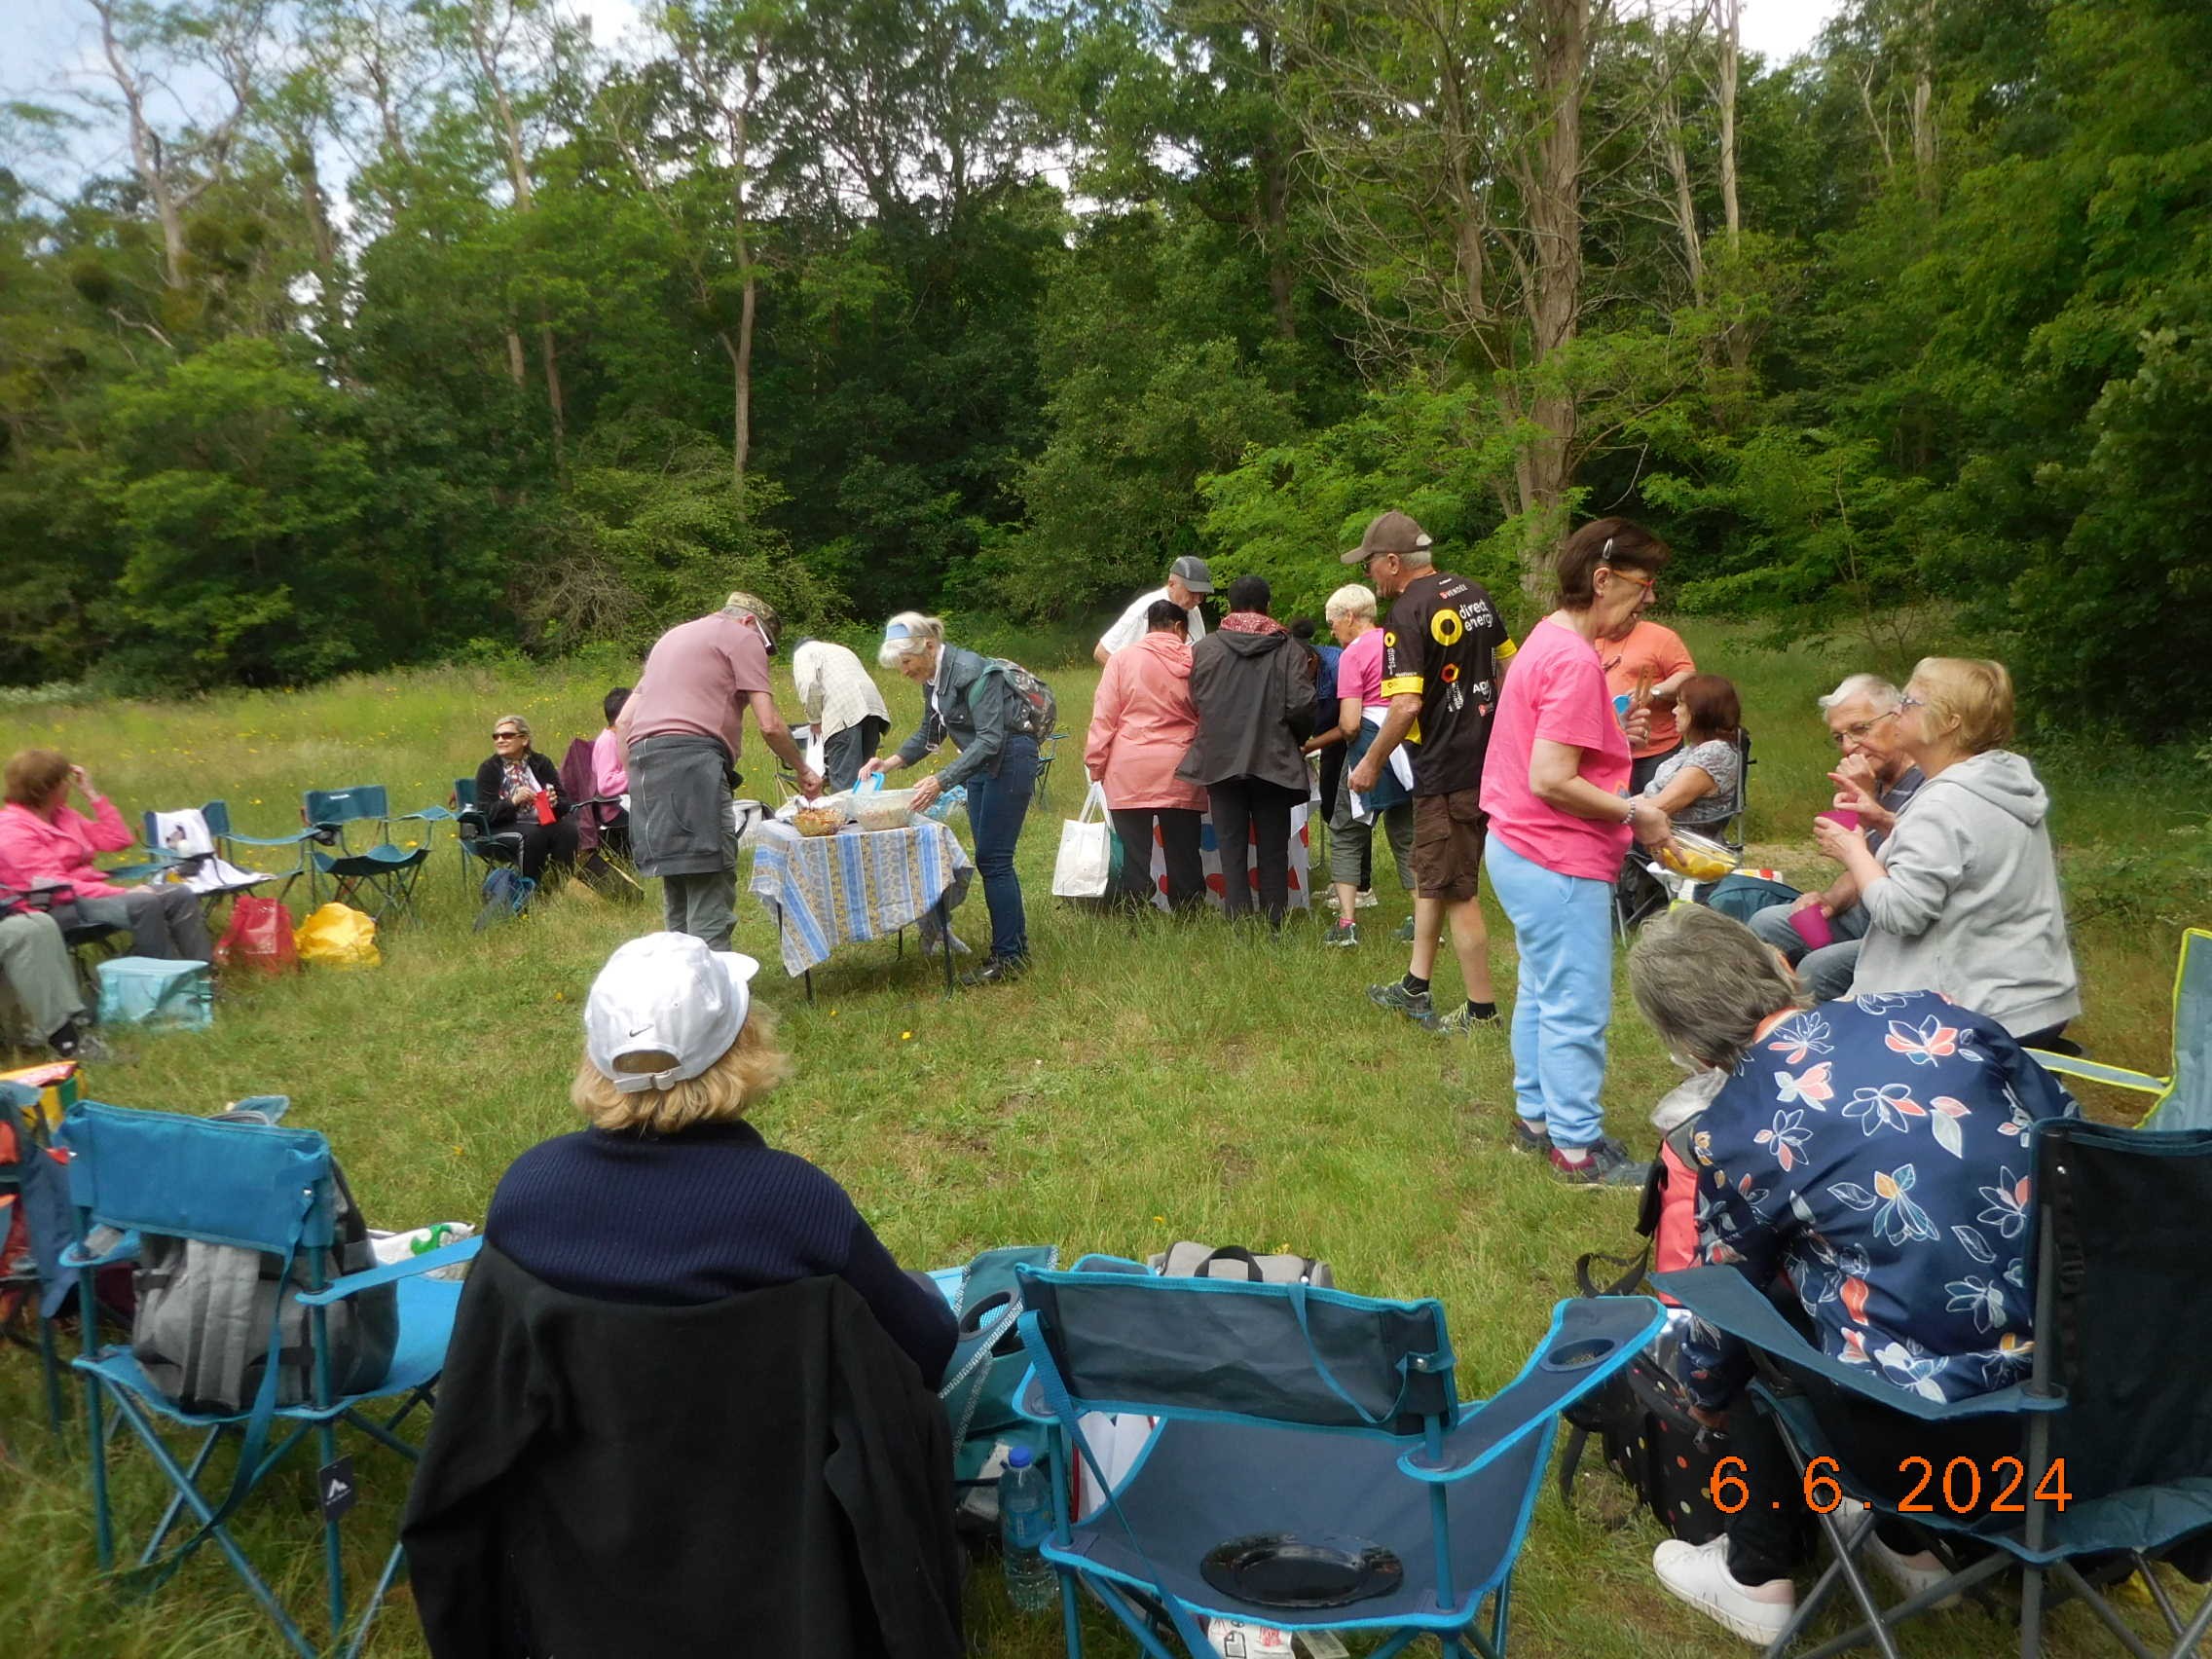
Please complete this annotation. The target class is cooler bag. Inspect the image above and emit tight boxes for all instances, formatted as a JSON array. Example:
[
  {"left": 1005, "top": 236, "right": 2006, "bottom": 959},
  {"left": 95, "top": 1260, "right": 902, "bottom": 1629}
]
[{"left": 95, "top": 957, "right": 213, "bottom": 1031}]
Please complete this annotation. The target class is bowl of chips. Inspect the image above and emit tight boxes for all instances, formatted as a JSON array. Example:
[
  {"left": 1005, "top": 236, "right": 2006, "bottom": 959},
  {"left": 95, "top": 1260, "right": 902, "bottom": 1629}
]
[
  {"left": 1657, "top": 827, "right": 1740, "bottom": 883},
  {"left": 792, "top": 799, "right": 850, "bottom": 837}
]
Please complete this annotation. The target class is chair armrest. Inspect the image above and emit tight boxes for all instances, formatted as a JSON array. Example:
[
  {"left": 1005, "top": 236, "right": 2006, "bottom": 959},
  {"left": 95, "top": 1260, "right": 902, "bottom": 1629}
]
[
  {"left": 224, "top": 827, "right": 320, "bottom": 848},
  {"left": 297, "top": 1235, "right": 482, "bottom": 1306},
  {"left": 395, "top": 806, "right": 457, "bottom": 823},
  {"left": 2027, "top": 1051, "right": 2167, "bottom": 1094},
  {"left": 1397, "top": 1296, "right": 1666, "bottom": 1484},
  {"left": 61, "top": 1229, "right": 142, "bottom": 1270},
  {"left": 1653, "top": 1267, "right": 2065, "bottom": 1421}
]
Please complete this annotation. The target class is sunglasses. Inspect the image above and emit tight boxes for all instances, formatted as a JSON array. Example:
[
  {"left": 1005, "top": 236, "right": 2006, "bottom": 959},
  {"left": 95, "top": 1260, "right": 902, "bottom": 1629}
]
[{"left": 493, "top": 729, "right": 523, "bottom": 740}]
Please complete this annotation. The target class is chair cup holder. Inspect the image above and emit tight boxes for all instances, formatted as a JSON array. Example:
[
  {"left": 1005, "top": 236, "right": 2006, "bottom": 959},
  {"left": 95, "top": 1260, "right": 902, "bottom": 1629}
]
[{"left": 1540, "top": 1336, "right": 1618, "bottom": 1372}]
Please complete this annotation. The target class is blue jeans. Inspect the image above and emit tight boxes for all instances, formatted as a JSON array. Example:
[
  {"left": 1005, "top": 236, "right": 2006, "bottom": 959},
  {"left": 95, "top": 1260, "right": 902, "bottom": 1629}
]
[
  {"left": 967, "top": 735, "right": 1038, "bottom": 963},
  {"left": 1748, "top": 900, "right": 1869, "bottom": 1002},
  {"left": 1485, "top": 834, "right": 1614, "bottom": 1151}
]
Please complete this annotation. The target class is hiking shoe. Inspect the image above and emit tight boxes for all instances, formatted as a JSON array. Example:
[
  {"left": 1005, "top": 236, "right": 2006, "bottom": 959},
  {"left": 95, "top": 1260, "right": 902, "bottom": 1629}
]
[
  {"left": 960, "top": 956, "right": 1028, "bottom": 987},
  {"left": 1510, "top": 1118, "right": 1552, "bottom": 1157},
  {"left": 1549, "top": 1136, "right": 1648, "bottom": 1188},
  {"left": 1367, "top": 979, "right": 1434, "bottom": 1025},
  {"left": 1325, "top": 920, "right": 1359, "bottom": 948},
  {"left": 1652, "top": 1536, "right": 1794, "bottom": 1644},
  {"left": 1355, "top": 889, "right": 1379, "bottom": 909},
  {"left": 1431, "top": 1004, "right": 1502, "bottom": 1037},
  {"left": 1395, "top": 916, "right": 1417, "bottom": 943}
]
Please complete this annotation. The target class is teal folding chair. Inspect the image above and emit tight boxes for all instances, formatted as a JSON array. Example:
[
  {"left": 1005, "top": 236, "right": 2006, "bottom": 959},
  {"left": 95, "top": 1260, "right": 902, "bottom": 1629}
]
[
  {"left": 451, "top": 777, "right": 527, "bottom": 899},
  {"left": 1011, "top": 1261, "right": 1663, "bottom": 1659},
  {"left": 62, "top": 1100, "right": 477, "bottom": 1659},
  {"left": 301, "top": 787, "right": 432, "bottom": 924},
  {"left": 2031, "top": 927, "right": 2210, "bottom": 1131}
]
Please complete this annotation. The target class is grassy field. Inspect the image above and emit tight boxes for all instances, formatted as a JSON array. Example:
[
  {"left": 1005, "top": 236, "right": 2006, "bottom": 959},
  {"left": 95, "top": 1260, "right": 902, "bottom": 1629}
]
[{"left": 1, "top": 621, "right": 2204, "bottom": 1659}]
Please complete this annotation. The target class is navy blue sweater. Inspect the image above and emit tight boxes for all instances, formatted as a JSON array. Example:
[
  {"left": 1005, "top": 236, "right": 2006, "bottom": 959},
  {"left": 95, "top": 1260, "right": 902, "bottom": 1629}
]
[{"left": 486, "top": 1121, "right": 957, "bottom": 1386}]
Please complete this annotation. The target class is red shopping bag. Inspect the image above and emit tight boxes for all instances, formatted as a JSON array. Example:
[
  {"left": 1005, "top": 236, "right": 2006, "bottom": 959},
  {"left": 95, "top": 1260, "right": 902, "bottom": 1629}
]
[{"left": 215, "top": 896, "right": 299, "bottom": 974}]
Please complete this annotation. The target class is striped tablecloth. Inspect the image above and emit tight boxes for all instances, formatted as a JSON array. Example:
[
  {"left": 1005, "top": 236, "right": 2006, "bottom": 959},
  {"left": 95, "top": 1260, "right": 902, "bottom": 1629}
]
[{"left": 747, "top": 818, "right": 973, "bottom": 977}]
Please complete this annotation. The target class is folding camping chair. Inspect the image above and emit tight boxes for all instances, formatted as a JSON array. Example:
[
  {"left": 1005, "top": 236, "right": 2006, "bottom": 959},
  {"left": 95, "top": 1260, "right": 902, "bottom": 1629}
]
[
  {"left": 0, "top": 1079, "right": 67, "bottom": 1437},
  {"left": 1010, "top": 1261, "right": 1663, "bottom": 1659},
  {"left": 129, "top": 802, "right": 286, "bottom": 924},
  {"left": 452, "top": 777, "right": 526, "bottom": 894},
  {"left": 558, "top": 738, "right": 642, "bottom": 899},
  {"left": 2031, "top": 927, "right": 2209, "bottom": 1132},
  {"left": 1034, "top": 728, "right": 1069, "bottom": 800},
  {"left": 2, "top": 880, "right": 132, "bottom": 1006},
  {"left": 302, "top": 787, "right": 432, "bottom": 925},
  {"left": 61, "top": 1100, "right": 477, "bottom": 1659},
  {"left": 1655, "top": 1114, "right": 2212, "bottom": 1659}
]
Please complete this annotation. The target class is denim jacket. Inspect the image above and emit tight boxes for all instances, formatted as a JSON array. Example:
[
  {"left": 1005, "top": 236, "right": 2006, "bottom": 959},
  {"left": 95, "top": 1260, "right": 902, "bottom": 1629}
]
[{"left": 892, "top": 645, "right": 1023, "bottom": 790}]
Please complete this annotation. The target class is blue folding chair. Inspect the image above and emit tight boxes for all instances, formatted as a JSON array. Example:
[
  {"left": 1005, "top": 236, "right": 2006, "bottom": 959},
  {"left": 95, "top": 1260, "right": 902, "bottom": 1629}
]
[
  {"left": 2031, "top": 927, "right": 2209, "bottom": 1131},
  {"left": 61, "top": 1100, "right": 479, "bottom": 1659},
  {"left": 301, "top": 787, "right": 432, "bottom": 924},
  {"left": 1011, "top": 1261, "right": 1662, "bottom": 1659},
  {"left": 1656, "top": 1115, "right": 2212, "bottom": 1659}
]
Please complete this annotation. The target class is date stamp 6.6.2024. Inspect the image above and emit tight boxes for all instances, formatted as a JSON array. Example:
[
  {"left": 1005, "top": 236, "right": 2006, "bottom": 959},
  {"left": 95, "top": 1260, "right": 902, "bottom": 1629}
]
[{"left": 1708, "top": 1456, "right": 2073, "bottom": 1517}]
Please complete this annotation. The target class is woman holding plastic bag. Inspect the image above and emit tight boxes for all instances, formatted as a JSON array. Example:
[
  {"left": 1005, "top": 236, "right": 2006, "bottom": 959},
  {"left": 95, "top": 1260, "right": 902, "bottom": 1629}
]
[{"left": 1083, "top": 600, "right": 1206, "bottom": 911}]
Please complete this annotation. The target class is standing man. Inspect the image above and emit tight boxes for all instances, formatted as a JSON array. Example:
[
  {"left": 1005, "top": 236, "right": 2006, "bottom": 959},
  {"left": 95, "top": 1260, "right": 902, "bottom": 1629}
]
[
  {"left": 1094, "top": 556, "right": 1212, "bottom": 664},
  {"left": 616, "top": 593, "right": 821, "bottom": 950},
  {"left": 791, "top": 637, "right": 892, "bottom": 792},
  {"left": 1344, "top": 512, "right": 1516, "bottom": 1035},
  {"left": 1600, "top": 612, "right": 1696, "bottom": 793},
  {"left": 1746, "top": 674, "right": 1925, "bottom": 1000}
]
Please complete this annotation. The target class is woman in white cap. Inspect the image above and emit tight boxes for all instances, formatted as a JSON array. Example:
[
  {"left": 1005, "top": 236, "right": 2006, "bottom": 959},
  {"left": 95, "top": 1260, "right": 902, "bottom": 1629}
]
[{"left": 480, "top": 932, "right": 956, "bottom": 1383}]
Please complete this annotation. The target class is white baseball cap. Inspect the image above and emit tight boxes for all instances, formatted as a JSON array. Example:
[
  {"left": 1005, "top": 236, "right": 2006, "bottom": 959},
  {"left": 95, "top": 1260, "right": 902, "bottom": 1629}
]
[{"left": 583, "top": 933, "right": 760, "bottom": 1094}]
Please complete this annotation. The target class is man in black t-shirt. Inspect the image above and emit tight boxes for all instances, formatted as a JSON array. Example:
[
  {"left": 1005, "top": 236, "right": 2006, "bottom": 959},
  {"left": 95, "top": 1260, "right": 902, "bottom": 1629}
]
[{"left": 1343, "top": 511, "right": 1516, "bottom": 1035}]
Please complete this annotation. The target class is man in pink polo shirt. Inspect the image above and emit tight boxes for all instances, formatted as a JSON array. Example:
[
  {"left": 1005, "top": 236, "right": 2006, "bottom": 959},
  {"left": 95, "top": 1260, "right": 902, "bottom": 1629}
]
[{"left": 616, "top": 594, "right": 821, "bottom": 949}]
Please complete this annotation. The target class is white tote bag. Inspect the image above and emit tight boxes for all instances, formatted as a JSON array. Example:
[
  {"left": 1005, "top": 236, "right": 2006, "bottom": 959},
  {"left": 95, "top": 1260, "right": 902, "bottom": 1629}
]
[{"left": 1051, "top": 781, "right": 1115, "bottom": 898}]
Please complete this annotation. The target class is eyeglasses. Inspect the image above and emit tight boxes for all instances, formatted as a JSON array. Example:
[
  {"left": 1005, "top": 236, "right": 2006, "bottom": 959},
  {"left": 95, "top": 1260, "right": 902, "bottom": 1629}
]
[
  {"left": 493, "top": 729, "right": 522, "bottom": 741},
  {"left": 1601, "top": 567, "right": 1655, "bottom": 592},
  {"left": 1829, "top": 708, "right": 1901, "bottom": 746},
  {"left": 1897, "top": 693, "right": 1925, "bottom": 711}
]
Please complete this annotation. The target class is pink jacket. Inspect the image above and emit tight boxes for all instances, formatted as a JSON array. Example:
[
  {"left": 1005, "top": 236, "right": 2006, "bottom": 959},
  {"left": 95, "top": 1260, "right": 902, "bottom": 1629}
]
[
  {"left": 0, "top": 796, "right": 135, "bottom": 899},
  {"left": 1085, "top": 630, "right": 1206, "bottom": 812}
]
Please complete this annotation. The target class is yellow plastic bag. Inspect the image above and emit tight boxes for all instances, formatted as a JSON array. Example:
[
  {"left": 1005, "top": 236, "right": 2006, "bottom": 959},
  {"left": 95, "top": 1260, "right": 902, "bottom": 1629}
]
[{"left": 293, "top": 903, "right": 382, "bottom": 970}]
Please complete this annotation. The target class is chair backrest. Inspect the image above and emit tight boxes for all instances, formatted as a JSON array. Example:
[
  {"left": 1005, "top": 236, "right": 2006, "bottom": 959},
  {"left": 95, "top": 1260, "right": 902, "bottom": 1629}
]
[
  {"left": 2035, "top": 1117, "right": 2212, "bottom": 1500},
  {"left": 2150, "top": 927, "right": 2211, "bottom": 1131},
  {"left": 62, "top": 1101, "right": 336, "bottom": 1255},
  {"left": 303, "top": 786, "right": 389, "bottom": 829},
  {"left": 1016, "top": 1265, "right": 1456, "bottom": 1437},
  {"left": 453, "top": 778, "right": 477, "bottom": 809}
]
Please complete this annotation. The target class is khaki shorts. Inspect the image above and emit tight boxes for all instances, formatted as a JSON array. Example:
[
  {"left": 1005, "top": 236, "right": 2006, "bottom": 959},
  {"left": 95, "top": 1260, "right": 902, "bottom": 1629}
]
[{"left": 1412, "top": 789, "right": 1487, "bottom": 902}]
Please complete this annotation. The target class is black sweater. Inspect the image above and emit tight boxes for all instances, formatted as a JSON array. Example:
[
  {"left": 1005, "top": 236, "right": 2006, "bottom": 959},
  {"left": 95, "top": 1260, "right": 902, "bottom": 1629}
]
[
  {"left": 472, "top": 751, "right": 564, "bottom": 830},
  {"left": 485, "top": 1120, "right": 957, "bottom": 1385}
]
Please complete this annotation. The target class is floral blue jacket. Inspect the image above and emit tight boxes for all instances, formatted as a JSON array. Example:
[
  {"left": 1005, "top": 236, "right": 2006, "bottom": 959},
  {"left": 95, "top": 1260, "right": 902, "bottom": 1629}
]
[{"left": 1678, "top": 990, "right": 2077, "bottom": 1411}]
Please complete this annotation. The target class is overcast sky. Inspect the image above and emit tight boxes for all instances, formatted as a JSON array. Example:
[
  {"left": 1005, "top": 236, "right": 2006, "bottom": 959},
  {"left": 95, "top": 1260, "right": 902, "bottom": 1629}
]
[{"left": 11, "top": 0, "right": 1845, "bottom": 189}]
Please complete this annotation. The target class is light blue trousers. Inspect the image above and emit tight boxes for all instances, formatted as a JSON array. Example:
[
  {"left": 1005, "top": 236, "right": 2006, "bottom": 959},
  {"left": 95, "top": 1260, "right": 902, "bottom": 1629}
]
[{"left": 1486, "top": 834, "right": 1614, "bottom": 1151}]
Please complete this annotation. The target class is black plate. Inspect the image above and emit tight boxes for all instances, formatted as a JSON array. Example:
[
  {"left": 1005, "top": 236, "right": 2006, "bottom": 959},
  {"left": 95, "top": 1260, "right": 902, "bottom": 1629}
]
[{"left": 1198, "top": 1533, "right": 1404, "bottom": 1609}]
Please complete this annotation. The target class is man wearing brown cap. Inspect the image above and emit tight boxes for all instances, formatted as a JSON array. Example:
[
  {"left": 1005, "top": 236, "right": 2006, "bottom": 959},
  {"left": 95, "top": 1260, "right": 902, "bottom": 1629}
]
[{"left": 1343, "top": 512, "right": 1516, "bottom": 1034}]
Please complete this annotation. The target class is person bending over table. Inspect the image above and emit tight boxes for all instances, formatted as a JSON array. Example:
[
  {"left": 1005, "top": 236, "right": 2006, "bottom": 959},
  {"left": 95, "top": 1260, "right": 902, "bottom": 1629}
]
[
  {"left": 861, "top": 612, "right": 1038, "bottom": 986},
  {"left": 1626, "top": 904, "right": 2075, "bottom": 1645},
  {"left": 0, "top": 749, "right": 211, "bottom": 964},
  {"left": 474, "top": 715, "right": 578, "bottom": 882}
]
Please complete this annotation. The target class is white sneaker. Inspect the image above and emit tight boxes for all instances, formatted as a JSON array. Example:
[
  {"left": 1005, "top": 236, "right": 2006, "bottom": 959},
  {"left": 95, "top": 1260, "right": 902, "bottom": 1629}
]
[
  {"left": 1354, "top": 888, "right": 1379, "bottom": 908},
  {"left": 1653, "top": 1535, "right": 1794, "bottom": 1644},
  {"left": 1852, "top": 1505, "right": 1960, "bottom": 1609}
]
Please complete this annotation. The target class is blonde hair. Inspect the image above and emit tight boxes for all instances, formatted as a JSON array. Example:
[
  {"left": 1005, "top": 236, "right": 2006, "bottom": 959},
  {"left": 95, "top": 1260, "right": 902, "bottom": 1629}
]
[
  {"left": 493, "top": 713, "right": 532, "bottom": 743},
  {"left": 571, "top": 1008, "right": 791, "bottom": 1133},
  {"left": 1910, "top": 657, "right": 2014, "bottom": 755},
  {"left": 877, "top": 610, "right": 945, "bottom": 669},
  {"left": 1324, "top": 584, "right": 1377, "bottom": 624}
]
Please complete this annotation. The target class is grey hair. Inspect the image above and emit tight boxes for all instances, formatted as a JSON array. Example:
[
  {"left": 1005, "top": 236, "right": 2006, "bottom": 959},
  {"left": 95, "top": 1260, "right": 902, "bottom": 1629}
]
[
  {"left": 494, "top": 713, "right": 532, "bottom": 742},
  {"left": 876, "top": 610, "right": 944, "bottom": 669},
  {"left": 1324, "top": 583, "right": 1377, "bottom": 624},
  {"left": 1817, "top": 673, "right": 1902, "bottom": 715},
  {"left": 1628, "top": 906, "right": 1811, "bottom": 1071}
]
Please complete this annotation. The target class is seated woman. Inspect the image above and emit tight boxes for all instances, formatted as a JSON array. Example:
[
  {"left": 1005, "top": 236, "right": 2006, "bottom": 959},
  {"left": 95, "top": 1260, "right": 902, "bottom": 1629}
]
[
  {"left": 0, "top": 749, "right": 211, "bottom": 964},
  {"left": 482, "top": 930, "right": 956, "bottom": 1377},
  {"left": 1814, "top": 657, "right": 2079, "bottom": 1045},
  {"left": 1626, "top": 905, "right": 2075, "bottom": 1644},
  {"left": 1636, "top": 672, "right": 1744, "bottom": 831},
  {"left": 473, "top": 715, "right": 578, "bottom": 882}
]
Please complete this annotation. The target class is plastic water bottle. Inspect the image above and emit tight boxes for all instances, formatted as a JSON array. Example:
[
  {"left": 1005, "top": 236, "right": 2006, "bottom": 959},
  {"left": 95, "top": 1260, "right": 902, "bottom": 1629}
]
[{"left": 999, "top": 1446, "right": 1055, "bottom": 1613}]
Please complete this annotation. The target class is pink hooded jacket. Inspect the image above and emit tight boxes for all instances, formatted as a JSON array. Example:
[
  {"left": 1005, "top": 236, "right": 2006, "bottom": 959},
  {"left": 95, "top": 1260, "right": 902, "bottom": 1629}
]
[
  {"left": 0, "top": 796, "right": 135, "bottom": 898},
  {"left": 1085, "top": 629, "right": 1207, "bottom": 813}
]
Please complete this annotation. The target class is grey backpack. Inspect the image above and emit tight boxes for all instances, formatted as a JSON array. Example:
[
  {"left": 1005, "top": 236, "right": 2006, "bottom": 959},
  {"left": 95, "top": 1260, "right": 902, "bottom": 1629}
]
[
  {"left": 1147, "top": 1242, "right": 1336, "bottom": 1287},
  {"left": 130, "top": 1104, "right": 398, "bottom": 1415}
]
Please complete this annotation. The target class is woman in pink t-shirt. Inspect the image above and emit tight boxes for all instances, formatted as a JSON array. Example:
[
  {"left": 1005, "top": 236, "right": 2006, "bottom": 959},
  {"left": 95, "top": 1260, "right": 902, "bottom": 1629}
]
[{"left": 1477, "top": 518, "right": 1676, "bottom": 1185}]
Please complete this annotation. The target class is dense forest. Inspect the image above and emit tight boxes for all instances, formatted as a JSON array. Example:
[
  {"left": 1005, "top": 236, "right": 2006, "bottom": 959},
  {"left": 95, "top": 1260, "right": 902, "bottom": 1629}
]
[{"left": 2, "top": 0, "right": 2206, "bottom": 739}]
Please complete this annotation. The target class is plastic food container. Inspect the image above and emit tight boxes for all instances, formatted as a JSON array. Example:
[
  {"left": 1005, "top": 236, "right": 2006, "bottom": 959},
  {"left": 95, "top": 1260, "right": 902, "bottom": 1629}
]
[
  {"left": 853, "top": 789, "right": 919, "bottom": 830},
  {"left": 792, "top": 799, "right": 850, "bottom": 837},
  {"left": 1657, "top": 828, "right": 1741, "bottom": 884}
]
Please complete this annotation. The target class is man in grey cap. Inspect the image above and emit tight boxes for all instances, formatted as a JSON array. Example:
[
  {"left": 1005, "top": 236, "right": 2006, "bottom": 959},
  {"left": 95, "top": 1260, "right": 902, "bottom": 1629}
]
[
  {"left": 1342, "top": 511, "right": 1517, "bottom": 1035},
  {"left": 1093, "top": 556, "right": 1212, "bottom": 664}
]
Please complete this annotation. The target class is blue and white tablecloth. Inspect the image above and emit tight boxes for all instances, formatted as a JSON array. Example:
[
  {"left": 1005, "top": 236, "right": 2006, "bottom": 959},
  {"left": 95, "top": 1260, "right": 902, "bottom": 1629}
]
[{"left": 747, "top": 818, "right": 973, "bottom": 977}]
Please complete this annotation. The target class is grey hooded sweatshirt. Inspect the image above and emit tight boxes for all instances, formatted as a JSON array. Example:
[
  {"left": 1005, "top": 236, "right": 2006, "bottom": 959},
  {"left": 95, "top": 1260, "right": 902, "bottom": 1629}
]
[{"left": 1851, "top": 749, "right": 2081, "bottom": 1038}]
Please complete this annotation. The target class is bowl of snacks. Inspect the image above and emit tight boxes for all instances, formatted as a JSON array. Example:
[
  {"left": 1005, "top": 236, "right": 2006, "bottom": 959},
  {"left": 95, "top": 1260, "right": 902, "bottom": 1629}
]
[
  {"left": 852, "top": 789, "right": 919, "bottom": 831},
  {"left": 791, "top": 798, "right": 851, "bottom": 837},
  {"left": 1657, "top": 827, "right": 1740, "bottom": 883}
]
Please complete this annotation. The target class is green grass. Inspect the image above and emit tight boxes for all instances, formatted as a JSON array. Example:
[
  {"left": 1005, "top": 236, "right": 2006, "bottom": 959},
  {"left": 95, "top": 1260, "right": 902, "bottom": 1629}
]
[{"left": 2, "top": 622, "right": 2204, "bottom": 1658}]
